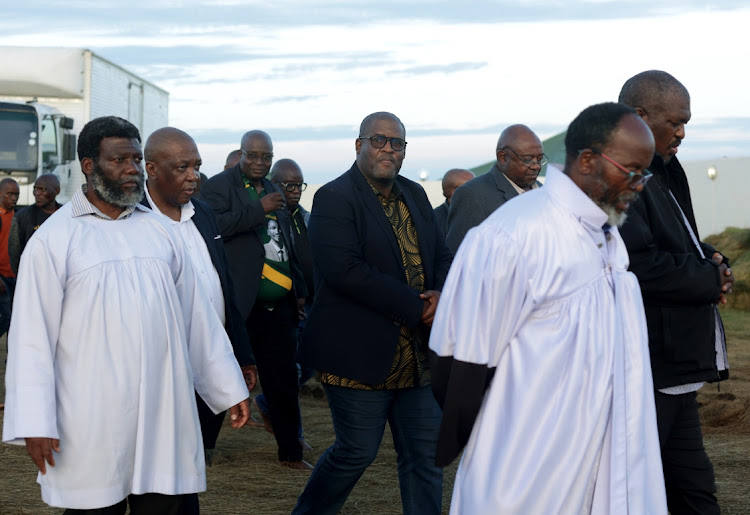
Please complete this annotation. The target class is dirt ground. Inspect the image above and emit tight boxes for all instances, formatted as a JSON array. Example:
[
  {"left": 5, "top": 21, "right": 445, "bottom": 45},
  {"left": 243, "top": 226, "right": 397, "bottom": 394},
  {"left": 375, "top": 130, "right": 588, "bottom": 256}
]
[{"left": 1, "top": 309, "right": 748, "bottom": 514}]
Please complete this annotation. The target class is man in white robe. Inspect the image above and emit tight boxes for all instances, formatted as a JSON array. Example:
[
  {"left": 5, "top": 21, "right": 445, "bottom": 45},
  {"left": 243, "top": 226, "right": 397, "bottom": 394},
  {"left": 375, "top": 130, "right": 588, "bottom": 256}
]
[
  {"left": 429, "top": 103, "right": 667, "bottom": 514},
  {"left": 2, "top": 116, "right": 250, "bottom": 512}
]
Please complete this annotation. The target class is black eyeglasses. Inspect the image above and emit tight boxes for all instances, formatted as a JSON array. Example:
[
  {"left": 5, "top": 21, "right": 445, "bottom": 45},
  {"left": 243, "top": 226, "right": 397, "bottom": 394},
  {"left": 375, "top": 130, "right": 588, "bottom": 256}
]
[
  {"left": 241, "top": 150, "right": 274, "bottom": 163},
  {"left": 502, "top": 147, "right": 548, "bottom": 167},
  {"left": 277, "top": 181, "right": 307, "bottom": 192},
  {"left": 591, "top": 149, "right": 653, "bottom": 189},
  {"left": 358, "top": 135, "right": 407, "bottom": 152}
]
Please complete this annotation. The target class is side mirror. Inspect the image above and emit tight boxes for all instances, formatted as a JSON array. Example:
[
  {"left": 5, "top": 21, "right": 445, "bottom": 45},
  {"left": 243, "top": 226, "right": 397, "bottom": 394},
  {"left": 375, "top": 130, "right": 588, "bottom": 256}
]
[
  {"left": 63, "top": 134, "right": 77, "bottom": 163},
  {"left": 60, "top": 117, "right": 74, "bottom": 130}
]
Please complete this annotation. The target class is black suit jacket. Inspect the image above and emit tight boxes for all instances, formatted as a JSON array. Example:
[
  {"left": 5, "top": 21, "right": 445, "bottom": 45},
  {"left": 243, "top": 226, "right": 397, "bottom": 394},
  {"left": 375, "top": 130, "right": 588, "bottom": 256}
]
[
  {"left": 445, "top": 163, "right": 534, "bottom": 253},
  {"left": 141, "top": 194, "right": 254, "bottom": 367},
  {"left": 299, "top": 163, "right": 452, "bottom": 384},
  {"left": 433, "top": 201, "right": 449, "bottom": 238},
  {"left": 620, "top": 155, "right": 725, "bottom": 388},
  {"left": 199, "top": 165, "right": 307, "bottom": 319}
]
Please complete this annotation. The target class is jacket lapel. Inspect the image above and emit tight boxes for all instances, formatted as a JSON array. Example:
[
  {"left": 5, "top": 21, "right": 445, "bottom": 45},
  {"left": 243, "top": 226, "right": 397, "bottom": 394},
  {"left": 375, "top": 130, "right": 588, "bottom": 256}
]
[
  {"left": 349, "top": 165, "right": 404, "bottom": 268},
  {"left": 489, "top": 163, "right": 519, "bottom": 203}
]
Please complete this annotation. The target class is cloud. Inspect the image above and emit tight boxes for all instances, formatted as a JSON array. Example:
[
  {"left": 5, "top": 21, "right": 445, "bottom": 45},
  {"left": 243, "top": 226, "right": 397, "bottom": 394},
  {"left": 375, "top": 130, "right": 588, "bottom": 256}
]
[
  {"left": 388, "top": 62, "right": 487, "bottom": 76},
  {"left": 96, "top": 45, "right": 254, "bottom": 67},
  {"left": 6, "top": 2, "right": 749, "bottom": 42},
  {"left": 257, "top": 94, "right": 326, "bottom": 104}
]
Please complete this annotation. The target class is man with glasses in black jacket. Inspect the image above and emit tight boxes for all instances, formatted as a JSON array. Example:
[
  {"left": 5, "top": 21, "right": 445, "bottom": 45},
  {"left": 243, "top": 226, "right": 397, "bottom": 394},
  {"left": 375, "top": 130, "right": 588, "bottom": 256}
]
[
  {"left": 445, "top": 124, "right": 545, "bottom": 253},
  {"left": 201, "top": 130, "right": 311, "bottom": 471}
]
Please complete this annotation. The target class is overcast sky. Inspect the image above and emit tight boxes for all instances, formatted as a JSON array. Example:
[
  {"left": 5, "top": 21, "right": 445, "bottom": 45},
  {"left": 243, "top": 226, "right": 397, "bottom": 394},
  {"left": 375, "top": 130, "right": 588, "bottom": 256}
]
[{"left": 4, "top": 1, "right": 749, "bottom": 183}]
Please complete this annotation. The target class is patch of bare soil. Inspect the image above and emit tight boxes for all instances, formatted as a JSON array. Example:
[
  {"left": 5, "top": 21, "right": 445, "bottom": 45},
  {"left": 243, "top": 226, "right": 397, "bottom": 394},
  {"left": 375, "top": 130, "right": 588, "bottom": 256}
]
[{"left": 2, "top": 308, "right": 749, "bottom": 513}]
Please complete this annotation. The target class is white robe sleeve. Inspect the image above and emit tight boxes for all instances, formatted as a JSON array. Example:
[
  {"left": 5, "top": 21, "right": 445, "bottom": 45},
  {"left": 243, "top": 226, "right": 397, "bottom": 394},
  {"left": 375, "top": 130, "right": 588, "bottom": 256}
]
[
  {"left": 2, "top": 236, "right": 66, "bottom": 444},
  {"left": 167, "top": 227, "right": 248, "bottom": 414},
  {"left": 429, "top": 225, "right": 537, "bottom": 465},
  {"left": 430, "top": 225, "right": 535, "bottom": 365}
]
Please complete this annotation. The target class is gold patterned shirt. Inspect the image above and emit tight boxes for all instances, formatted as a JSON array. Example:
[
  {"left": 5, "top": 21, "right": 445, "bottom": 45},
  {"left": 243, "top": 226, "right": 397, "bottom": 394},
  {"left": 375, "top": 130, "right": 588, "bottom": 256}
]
[{"left": 319, "top": 180, "right": 431, "bottom": 389}]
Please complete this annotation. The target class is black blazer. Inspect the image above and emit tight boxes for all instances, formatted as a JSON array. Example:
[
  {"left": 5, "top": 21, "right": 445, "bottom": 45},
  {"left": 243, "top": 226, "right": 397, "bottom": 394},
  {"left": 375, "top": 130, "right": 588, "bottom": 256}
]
[
  {"left": 299, "top": 163, "right": 452, "bottom": 384},
  {"left": 445, "top": 163, "right": 534, "bottom": 254},
  {"left": 433, "top": 201, "right": 449, "bottom": 238},
  {"left": 199, "top": 165, "right": 307, "bottom": 319},
  {"left": 620, "top": 155, "right": 725, "bottom": 388},
  {"left": 141, "top": 194, "right": 255, "bottom": 367}
]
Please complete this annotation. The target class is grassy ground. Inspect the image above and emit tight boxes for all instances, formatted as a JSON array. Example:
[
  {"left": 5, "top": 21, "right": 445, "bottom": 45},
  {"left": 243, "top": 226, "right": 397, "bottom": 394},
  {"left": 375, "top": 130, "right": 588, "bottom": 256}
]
[{"left": 1, "top": 310, "right": 748, "bottom": 514}]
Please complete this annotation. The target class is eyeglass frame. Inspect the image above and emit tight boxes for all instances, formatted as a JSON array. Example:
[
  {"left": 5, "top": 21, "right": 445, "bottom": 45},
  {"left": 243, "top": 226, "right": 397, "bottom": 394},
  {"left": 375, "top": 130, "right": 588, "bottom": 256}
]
[
  {"left": 241, "top": 149, "right": 274, "bottom": 163},
  {"left": 501, "top": 147, "right": 548, "bottom": 167},
  {"left": 276, "top": 181, "right": 308, "bottom": 192},
  {"left": 358, "top": 135, "right": 407, "bottom": 152},
  {"left": 589, "top": 148, "right": 653, "bottom": 189}
]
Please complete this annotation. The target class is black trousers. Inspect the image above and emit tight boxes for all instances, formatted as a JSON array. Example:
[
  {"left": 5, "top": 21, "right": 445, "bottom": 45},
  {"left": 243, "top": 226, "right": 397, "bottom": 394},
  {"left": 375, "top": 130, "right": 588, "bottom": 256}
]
[
  {"left": 246, "top": 299, "right": 303, "bottom": 462},
  {"left": 195, "top": 392, "right": 227, "bottom": 450},
  {"left": 655, "top": 390, "right": 720, "bottom": 515},
  {"left": 63, "top": 493, "right": 194, "bottom": 515}
]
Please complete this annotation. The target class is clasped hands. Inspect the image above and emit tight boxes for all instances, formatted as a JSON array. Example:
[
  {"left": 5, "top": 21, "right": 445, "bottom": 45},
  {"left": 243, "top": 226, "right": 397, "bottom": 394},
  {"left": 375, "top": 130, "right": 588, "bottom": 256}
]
[
  {"left": 712, "top": 252, "right": 734, "bottom": 305},
  {"left": 420, "top": 290, "right": 441, "bottom": 327}
]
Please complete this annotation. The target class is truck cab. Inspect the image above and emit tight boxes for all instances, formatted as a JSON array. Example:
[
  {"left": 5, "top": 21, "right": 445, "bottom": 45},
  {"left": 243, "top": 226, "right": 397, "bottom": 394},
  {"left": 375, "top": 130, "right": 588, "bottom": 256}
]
[{"left": 0, "top": 101, "right": 76, "bottom": 206}]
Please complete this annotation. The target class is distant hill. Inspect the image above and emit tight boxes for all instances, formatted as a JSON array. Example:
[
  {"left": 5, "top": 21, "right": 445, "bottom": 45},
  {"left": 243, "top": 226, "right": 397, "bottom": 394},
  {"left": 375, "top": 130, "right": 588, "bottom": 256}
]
[{"left": 469, "top": 131, "right": 567, "bottom": 176}]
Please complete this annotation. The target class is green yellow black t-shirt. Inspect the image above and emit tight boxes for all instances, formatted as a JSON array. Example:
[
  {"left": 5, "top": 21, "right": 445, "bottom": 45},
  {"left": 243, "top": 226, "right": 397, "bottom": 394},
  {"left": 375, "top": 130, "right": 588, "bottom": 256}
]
[{"left": 243, "top": 174, "right": 292, "bottom": 307}]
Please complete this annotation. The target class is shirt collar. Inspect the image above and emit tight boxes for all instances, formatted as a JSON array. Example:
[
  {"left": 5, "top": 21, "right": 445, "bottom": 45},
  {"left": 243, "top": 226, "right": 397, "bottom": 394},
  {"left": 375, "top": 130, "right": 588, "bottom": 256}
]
[
  {"left": 366, "top": 178, "right": 402, "bottom": 200},
  {"left": 502, "top": 171, "right": 539, "bottom": 195},
  {"left": 544, "top": 165, "right": 608, "bottom": 231},
  {"left": 144, "top": 184, "right": 195, "bottom": 224},
  {"left": 71, "top": 185, "right": 147, "bottom": 220}
]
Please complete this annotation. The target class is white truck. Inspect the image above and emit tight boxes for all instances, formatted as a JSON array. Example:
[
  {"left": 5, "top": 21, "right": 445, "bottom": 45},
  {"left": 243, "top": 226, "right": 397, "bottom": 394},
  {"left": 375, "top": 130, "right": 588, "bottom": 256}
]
[{"left": 0, "top": 47, "right": 169, "bottom": 205}]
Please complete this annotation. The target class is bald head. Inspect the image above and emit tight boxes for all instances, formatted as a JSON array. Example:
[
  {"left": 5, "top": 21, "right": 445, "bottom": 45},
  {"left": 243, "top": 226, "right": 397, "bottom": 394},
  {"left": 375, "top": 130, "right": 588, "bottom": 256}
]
[
  {"left": 35, "top": 173, "right": 60, "bottom": 191},
  {"left": 442, "top": 169, "right": 475, "bottom": 203},
  {"left": 241, "top": 130, "right": 272, "bottom": 150},
  {"left": 144, "top": 127, "right": 202, "bottom": 216},
  {"left": 225, "top": 149, "right": 241, "bottom": 170},
  {"left": 495, "top": 124, "right": 544, "bottom": 191},
  {"left": 271, "top": 159, "right": 302, "bottom": 182},
  {"left": 618, "top": 70, "right": 689, "bottom": 114},
  {"left": 144, "top": 127, "right": 197, "bottom": 163},
  {"left": 619, "top": 70, "right": 691, "bottom": 163},
  {"left": 496, "top": 124, "right": 540, "bottom": 152},
  {"left": 271, "top": 158, "right": 305, "bottom": 210},
  {"left": 359, "top": 112, "right": 405, "bottom": 138}
]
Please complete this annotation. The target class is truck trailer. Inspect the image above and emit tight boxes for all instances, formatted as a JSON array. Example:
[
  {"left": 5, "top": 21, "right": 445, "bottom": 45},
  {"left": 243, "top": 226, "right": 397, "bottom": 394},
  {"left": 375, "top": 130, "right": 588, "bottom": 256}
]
[{"left": 0, "top": 47, "right": 169, "bottom": 205}]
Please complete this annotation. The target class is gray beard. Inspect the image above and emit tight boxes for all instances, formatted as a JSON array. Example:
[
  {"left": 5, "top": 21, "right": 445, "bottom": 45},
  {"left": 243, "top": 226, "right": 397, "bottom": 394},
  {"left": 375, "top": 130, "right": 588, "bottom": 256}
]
[
  {"left": 597, "top": 203, "right": 628, "bottom": 227},
  {"left": 590, "top": 172, "right": 636, "bottom": 228},
  {"left": 91, "top": 163, "right": 144, "bottom": 209}
]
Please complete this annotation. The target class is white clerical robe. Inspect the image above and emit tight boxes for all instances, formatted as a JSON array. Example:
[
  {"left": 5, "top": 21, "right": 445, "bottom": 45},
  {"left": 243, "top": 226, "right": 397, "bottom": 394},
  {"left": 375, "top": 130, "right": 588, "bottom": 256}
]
[
  {"left": 2, "top": 191, "right": 248, "bottom": 509},
  {"left": 429, "top": 167, "right": 667, "bottom": 514}
]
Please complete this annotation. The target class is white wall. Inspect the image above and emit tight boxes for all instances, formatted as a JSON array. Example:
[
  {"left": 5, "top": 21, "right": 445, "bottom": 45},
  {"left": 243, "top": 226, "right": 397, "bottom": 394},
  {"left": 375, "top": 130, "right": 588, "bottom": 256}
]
[{"left": 684, "top": 157, "right": 750, "bottom": 237}]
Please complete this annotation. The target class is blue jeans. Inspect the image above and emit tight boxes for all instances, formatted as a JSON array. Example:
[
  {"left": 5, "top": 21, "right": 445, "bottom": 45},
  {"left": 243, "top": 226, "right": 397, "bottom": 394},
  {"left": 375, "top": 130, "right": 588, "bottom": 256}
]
[
  {"left": 0, "top": 276, "right": 16, "bottom": 338},
  {"left": 292, "top": 385, "right": 442, "bottom": 515}
]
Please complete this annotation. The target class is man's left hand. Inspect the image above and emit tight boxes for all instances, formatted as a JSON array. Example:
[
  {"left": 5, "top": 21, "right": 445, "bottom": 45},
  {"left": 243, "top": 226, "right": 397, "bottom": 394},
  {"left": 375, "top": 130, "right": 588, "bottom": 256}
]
[
  {"left": 241, "top": 364, "right": 258, "bottom": 392},
  {"left": 229, "top": 398, "right": 251, "bottom": 428},
  {"left": 297, "top": 297, "right": 306, "bottom": 321},
  {"left": 419, "top": 290, "right": 441, "bottom": 327},
  {"left": 712, "top": 252, "right": 735, "bottom": 304}
]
